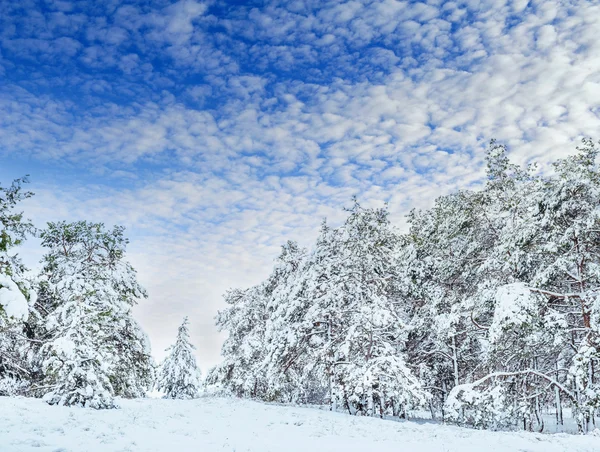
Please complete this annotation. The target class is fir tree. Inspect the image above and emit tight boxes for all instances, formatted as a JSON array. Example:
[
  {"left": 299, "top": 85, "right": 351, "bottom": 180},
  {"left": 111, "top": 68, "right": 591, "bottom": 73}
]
[{"left": 157, "top": 317, "right": 202, "bottom": 399}]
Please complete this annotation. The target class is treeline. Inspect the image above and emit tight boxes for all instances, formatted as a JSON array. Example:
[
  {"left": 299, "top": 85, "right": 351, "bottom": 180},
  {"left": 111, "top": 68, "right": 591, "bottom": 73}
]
[
  {"left": 206, "top": 140, "right": 600, "bottom": 433},
  {"left": 0, "top": 181, "right": 201, "bottom": 407}
]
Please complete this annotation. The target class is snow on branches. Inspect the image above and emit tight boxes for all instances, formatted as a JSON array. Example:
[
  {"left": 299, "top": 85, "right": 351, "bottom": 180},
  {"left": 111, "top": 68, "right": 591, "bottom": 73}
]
[
  {"left": 210, "top": 140, "right": 600, "bottom": 432},
  {"left": 35, "top": 221, "right": 153, "bottom": 409},
  {"left": 157, "top": 317, "right": 202, "bottom": 399},
  {"left": 0, "top": 177, "right": 34, "bottom": 324}
]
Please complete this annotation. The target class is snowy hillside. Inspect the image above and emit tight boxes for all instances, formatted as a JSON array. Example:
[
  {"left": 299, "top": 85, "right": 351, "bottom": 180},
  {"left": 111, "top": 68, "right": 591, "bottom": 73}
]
[{"left": 1, "top": 396, "right": 599, "bottom": 452}]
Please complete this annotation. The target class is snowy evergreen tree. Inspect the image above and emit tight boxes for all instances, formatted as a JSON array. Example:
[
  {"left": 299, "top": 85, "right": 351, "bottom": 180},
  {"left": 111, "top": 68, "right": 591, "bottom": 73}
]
[
  {"left": 206, "top": 285, "right": 270, "bottom": 398},
  {"left": 108, "top": 314, "right": 155, "bottom": 399},
  {"left": 435, "top": 140, "right": 600, "bottom": 432},
  {"left": 398, "top": 142, "right": 548, "bottom": 427},
  {"left": 0, "top": 177, "right": 35, "bottom": 393},
  {"left": 331, "top": 202, "right": 427, "bottom": 416},
  {"left": 157, "top": 317, "right": 202, "bottom": 399},
  {"left": 490, "top": 139, "right": 600, "bottom": 432},
  {"left": 206, "top": 139, "right": 600, "bottom": 431},
  {"left": 213, "top": 203, "right": 427, "bottom": 416},
  {"left": 401, "top": 190, "right": 488, "bottom": 413},
  {"left": 0, "top": 176, "right": 34, "bottom": 324},
  {"left": 35, "top": 221, "right": 153, "bottom": 408},
  {"left": 207, "top": 241, "right": 308, "bottom": 401}
]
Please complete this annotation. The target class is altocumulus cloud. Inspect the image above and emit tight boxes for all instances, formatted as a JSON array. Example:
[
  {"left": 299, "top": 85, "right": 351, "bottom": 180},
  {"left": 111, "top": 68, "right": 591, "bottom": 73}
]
[{"left": 1, "top": 0, "right": 600, "bottom": 370}]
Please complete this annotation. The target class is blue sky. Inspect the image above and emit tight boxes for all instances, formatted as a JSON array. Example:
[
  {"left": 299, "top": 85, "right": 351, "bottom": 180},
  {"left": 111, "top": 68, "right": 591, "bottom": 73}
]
[{"left": 2, "top": 0, "right": 600, "bottom": 369}]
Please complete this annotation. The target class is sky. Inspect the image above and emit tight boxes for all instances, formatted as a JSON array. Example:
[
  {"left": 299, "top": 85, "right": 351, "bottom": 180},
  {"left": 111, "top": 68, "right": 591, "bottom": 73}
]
[{"left": 1, "top": 0, "right": 600, "bottom": 372}]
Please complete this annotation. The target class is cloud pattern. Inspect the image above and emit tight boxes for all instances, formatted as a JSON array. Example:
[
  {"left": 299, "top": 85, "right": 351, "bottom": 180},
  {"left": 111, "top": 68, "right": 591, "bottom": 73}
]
[{"left": 1, "top": 0, "right": 600, "bottom": 369}]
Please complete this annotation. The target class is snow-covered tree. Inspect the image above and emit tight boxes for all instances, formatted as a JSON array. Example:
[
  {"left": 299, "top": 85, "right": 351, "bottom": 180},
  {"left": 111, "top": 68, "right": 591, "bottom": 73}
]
[
  {"left": 436, "top": 140, "right": 600, "bottom": 432},
  {"left": 207, "top": 241, "right": 308, "bottom": 401},
  {"left": 39, "top": 298, "right": 116, "bottom": 408},
  {"left": 214, "top": 203, "right": 427, "bottom": 416},
  {"left": 35, "top": 221, "right": 152, "bottom": 408},
  {"left": 331, "top": 202, "right": 426, "bottom": 416},
  {"left": 108, "top": 315, "right": 155, "bottom": 399},
  {"left": 157, "top": 317, "right": 202, "bottom": 399},
  {"left": 398, "top": 142, "right": 545, "bottom": 425},
  {"left": 210, "top": 139, "right": 600, "bottom": 432},
  {"left": 0, "top": 177, "right": 34, "bottom": 324},
  {"left": 206, "top": 286, "right": 268, "bottom": 398},
  {"left": 492, "top": 139, "right": 600, "bottom": 432},
  {"left": 0, "top": 177, "right": 35, "bottom": 392}
]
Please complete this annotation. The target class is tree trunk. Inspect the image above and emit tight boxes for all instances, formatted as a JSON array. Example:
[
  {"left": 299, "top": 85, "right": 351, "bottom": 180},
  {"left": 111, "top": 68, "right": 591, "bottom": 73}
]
[
  {"left": 367, "top": 386, "right": 374, "bottom": 417},
  {"left": 327, "top": 319, "right": 335, "bottom": 412},
  {"left": 451, "top": 336, "right": 459, "bottom": 387}
]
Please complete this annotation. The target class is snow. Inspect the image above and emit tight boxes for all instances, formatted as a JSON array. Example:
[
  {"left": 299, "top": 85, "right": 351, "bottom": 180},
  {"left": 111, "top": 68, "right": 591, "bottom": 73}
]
[
  {"left": 489, "top": 282, "right": 535, "bottom": 343},
  {"left": 0, "top": 274, "right": 28, "bottom": 320},
  {"left": 1, "top": 396, "right": 599, "bottom": 452}
]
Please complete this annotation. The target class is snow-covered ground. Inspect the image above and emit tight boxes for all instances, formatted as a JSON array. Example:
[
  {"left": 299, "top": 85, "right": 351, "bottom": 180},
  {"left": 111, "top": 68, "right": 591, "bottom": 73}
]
[{"left": 1, "top": 396, "right": 599, "bottom": 452}]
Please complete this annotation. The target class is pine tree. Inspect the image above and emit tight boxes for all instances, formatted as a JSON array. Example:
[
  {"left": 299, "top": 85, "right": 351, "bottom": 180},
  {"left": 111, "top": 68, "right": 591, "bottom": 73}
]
[
  {"left": 222, "top": 203, "right": 427, "bottom": 415},
  {"left": 207, "top": 241, "right": 307, "bottom": 401},
  {"left": 209, "top": 140, "right": 600, "bottom": 432},
  {"left": 498, "top": 139, "right": 600, "bottom": 432},
  {"left": 108, "top": 315, "right": 155, "bottom": 399},
  {"left": 157, "top": 317, "right": 202, "bottom": 399},
  {"left": 326, "top": 201, "right": 427, "bottom": 416},
  {"left": 35, "top": 221, "right": 152, "bottom": 408},
  {"left": 206, "top": 285, "right": 269, "bottom": 398},
  {"left": 39, "top": 299, "right": 116, "bottom": 408},
  {"left": 0, "top": 177, "right": 35, "bottom": 393},
  {"left": 440, "top": 140, "right": 600, "bottom": 432},
  {"left": 261, "top": 241, "right": 314, "bottom": 402},
  {"left": 0, "top": 176, "right": 34, "bottom": 324}
]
